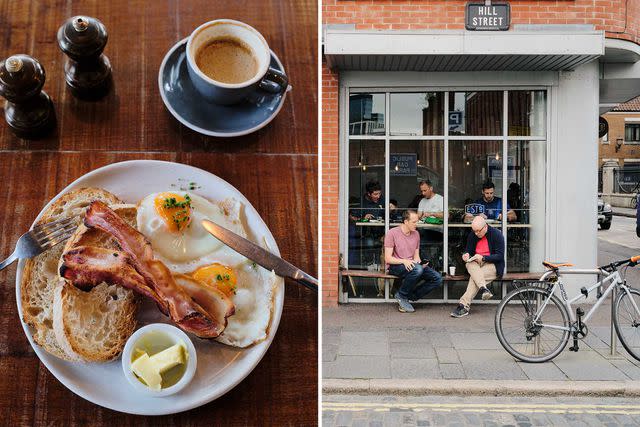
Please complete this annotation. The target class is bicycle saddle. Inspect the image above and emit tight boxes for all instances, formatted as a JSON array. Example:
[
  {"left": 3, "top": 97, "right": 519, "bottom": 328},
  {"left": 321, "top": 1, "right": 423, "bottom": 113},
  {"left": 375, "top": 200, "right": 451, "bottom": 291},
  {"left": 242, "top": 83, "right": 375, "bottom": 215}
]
[{"left": 542, "top": 261, "right": 574, "bottom": 269}]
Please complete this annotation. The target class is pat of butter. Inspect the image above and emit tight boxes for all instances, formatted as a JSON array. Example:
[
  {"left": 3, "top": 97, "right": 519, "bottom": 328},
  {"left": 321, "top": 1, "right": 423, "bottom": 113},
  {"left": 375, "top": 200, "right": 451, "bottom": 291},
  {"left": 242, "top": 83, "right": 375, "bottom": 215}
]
[
  {"left": 131, "top": 341, "right": 186, "bottom": 390},
  {"left": 131, "top": 353, "right": 162, "bottom": 390},
  {"left": 149, "top": 342, "right": 186, "bottom": 374}
]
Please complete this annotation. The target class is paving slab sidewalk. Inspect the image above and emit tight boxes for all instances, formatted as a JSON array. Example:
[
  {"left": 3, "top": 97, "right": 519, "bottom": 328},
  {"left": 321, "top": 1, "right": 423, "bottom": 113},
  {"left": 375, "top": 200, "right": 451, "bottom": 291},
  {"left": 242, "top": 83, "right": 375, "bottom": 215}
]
[{"left": 323, "top": 303, "right": 640, "bottom": 396}]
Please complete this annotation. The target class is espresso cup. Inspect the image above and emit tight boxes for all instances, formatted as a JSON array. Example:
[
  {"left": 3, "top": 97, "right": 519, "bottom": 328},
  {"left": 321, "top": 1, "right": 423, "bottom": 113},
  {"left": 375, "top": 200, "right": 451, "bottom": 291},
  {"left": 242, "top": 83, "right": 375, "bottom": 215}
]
[{"left": 186, "top": 19, "right": 288, "bottom": 105}]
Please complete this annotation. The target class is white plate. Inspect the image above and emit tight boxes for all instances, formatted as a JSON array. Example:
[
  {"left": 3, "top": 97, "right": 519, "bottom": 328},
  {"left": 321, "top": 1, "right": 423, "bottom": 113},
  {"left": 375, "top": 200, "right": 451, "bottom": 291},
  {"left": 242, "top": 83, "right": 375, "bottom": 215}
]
[{"left": 15, "top": 160, "right": 285, "bottom": 415}]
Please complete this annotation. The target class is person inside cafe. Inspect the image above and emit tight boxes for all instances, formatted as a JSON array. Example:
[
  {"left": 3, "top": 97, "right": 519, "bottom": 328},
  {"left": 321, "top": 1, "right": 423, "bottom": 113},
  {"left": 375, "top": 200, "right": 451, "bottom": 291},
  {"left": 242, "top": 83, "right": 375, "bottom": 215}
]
[
  {"left": 389, "top": 198, "right": 403, "bottom": 222},
  {"left": 349, "top": 180, "right": 385, "bottom": 221},
  {"left": 450, "top": 216, "right": 505, "bottom": 318},
  {"left": 417, "top": 179, "right": 444, "bottom": 219},
  {"left": 384, "top": 210, "right": 443, "bottom": 313},
  {"left": 463, "top": 180, "right": 516, "bottom": 222}
]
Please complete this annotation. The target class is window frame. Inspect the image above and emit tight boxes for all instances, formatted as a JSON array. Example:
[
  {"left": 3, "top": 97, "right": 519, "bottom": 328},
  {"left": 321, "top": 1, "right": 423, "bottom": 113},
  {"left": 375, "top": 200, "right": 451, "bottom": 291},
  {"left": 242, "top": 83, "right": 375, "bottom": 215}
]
[
  {"left": 340, "top": 87, "right": 550, "bottom": 302},
  {"left": 624, "top": 123, "right": 640, "bottom": 144}
]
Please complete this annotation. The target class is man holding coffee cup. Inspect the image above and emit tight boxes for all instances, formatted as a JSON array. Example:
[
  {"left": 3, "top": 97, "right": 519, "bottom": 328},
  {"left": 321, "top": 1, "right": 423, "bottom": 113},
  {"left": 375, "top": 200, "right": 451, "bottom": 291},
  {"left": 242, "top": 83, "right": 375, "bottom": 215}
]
[
  {"left": 451, "top": 216, "right": 505, "bottom": 318},
  {"left": 384, "top": 210, "right": 443, "bottom": 313}
]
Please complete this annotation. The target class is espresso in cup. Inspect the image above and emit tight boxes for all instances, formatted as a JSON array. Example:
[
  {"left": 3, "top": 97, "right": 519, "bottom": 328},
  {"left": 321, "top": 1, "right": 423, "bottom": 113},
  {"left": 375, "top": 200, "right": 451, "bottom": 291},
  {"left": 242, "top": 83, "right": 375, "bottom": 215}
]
[
  {"left": 195, "top": 37, "right": 258, "bottom": 84},
  {"left": 186, "top": 19, "right": 289, "bottom": 105}
]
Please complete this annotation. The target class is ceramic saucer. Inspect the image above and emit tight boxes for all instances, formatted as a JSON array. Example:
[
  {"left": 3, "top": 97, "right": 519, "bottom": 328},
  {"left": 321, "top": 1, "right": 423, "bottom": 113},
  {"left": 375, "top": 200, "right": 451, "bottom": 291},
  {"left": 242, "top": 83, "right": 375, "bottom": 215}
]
[{"left": 158, "top": 37, "right": 291, "bottom": 137}]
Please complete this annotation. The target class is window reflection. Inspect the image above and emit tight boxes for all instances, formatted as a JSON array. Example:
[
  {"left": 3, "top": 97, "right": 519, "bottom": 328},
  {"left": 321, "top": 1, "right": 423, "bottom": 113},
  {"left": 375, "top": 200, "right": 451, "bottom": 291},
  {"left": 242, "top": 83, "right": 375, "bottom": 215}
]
[
  {"left": 508, "top": 91, "right": 546, "bottom": 136},
  {"left": 390, "top": 93, "right": 444, "bottom": 136},
  {"left": 349, "top": 93, "right": 385, "bottom": 135},
  {"left": 507, "top": 140, "right": 546, "bottom": 272},
  {"left": 448, "top": 92, "right": 503, "bottom": 136}
]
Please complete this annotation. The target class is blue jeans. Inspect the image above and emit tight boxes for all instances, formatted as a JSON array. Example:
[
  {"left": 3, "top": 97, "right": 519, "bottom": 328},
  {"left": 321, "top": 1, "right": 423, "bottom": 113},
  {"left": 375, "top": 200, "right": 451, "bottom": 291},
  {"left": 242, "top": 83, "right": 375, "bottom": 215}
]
[{"left": 388, "top": 263, "right": 443, "bottom": 301}]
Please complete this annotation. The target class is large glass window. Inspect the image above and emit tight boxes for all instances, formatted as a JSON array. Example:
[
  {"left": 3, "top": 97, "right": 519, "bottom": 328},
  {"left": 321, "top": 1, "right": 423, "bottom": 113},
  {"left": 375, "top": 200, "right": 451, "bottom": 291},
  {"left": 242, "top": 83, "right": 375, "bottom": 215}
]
[
  {"left": 345, "top": 90, "right": 547, "bottom": 301},
  {"left": 349, "top": 93, "right": 385, "bottom": 135},
  {"left": 389, "top": 140, "right": 445, "bottom": 272},
  {"left": 390, "top": 93, "right": 444, "bottom": 136},
  {"left": 507, "top": 140, "right": 546, "bottom": 272},
  {"left": 447, "top": 140, "right": 503, "bottom": 273},
  {"left": 508, "top": 91, "right": 546, "bottom": 137},
  {"left": 448, "top": 91, "right": 503, "bottom": 136}
]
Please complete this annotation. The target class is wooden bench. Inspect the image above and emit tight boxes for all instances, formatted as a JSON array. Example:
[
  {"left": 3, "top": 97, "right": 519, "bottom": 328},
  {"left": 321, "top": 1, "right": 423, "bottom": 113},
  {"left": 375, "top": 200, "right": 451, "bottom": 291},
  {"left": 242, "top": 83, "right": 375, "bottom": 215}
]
[{"left": 339, "top": 268, "right": 542, "bottom": 302}]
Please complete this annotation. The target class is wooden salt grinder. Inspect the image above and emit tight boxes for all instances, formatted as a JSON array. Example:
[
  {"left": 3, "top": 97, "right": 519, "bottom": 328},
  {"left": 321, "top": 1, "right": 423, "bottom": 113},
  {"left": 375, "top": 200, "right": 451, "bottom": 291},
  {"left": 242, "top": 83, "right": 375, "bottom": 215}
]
[
  {"left": 57, "top": 16, "right": 111, "bottom": 100},
  {"left": 0, "top": 55, "right": 56, "bottom": 139}
]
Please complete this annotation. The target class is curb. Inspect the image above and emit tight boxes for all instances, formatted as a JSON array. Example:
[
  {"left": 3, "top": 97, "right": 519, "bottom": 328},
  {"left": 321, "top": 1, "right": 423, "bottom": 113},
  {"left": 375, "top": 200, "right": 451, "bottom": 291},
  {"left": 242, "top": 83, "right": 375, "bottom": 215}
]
[{"left": 323, "top": 379, "right": 640, "bottom": 397}]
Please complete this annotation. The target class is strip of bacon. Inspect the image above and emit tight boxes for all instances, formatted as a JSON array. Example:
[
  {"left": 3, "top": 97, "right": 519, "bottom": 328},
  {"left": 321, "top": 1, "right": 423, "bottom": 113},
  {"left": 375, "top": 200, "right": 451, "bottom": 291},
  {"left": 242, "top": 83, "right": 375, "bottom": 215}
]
[
  {"left": 69, "top": 201, "right": 232, "bottom": 338},
  {"left": 60, "top": 246, "right": 167, "bottom": 315}
]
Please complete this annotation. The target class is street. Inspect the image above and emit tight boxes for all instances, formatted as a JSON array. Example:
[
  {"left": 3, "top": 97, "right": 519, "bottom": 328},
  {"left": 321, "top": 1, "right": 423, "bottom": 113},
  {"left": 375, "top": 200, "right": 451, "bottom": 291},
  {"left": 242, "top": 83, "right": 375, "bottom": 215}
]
[
  {"left": 598, "top": 216, "right": 640, "bottom": 286},
  {"left": 323, "top": 217, "right": 640, "bottom": 426},
  {"left": 323, "top": 394, "right": 640, "bottom": 426}
]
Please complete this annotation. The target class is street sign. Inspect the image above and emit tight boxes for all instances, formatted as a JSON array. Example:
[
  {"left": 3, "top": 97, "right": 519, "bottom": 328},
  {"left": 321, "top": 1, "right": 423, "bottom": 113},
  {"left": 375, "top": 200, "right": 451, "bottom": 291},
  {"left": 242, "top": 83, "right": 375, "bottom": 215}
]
[{"left": 466, "top": 3, "right": 510, "bottom": 31}]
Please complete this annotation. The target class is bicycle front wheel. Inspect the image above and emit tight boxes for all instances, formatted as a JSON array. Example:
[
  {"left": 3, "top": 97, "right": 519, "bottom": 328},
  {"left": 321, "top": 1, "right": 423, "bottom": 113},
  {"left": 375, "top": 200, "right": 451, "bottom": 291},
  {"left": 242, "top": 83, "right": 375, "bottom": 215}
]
[
  {"left": 495, "top": 286, "right": 571, "bottom": 363},
  {"left": 614, "top": 287, "right": 640, "bottom": 362}
]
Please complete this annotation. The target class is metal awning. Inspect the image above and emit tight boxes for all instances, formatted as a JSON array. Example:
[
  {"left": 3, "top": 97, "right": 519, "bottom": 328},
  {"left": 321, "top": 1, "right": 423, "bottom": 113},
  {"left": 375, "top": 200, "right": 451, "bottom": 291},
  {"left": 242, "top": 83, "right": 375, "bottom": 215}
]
[
  {"left": 324, "top": 29, "right": 604, "bottom": 72},
  {"left": 600, "top": 38, "right": 640, "bottom": 114}
]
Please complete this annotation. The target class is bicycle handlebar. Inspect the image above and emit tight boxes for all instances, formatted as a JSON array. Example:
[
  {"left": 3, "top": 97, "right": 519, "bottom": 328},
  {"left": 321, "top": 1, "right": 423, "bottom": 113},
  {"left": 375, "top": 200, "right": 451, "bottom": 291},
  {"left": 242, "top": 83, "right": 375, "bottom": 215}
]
[{"left": 599, "top": 256, "right": 640, "bottom": 272}]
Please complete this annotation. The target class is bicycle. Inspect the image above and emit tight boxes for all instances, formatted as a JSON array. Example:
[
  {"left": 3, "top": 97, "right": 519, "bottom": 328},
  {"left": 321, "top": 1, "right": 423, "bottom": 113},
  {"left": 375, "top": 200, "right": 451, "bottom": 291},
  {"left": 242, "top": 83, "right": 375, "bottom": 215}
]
[{"left": 495, "top": 259, "right": 640, "bottom": 363}]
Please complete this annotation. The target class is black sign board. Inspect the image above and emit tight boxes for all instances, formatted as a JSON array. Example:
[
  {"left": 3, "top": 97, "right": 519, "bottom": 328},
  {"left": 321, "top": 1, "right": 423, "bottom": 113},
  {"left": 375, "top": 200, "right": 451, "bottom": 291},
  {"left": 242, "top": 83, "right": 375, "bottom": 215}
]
[{"left": 466, "top": 3, "right": 510, "bottom": 31}]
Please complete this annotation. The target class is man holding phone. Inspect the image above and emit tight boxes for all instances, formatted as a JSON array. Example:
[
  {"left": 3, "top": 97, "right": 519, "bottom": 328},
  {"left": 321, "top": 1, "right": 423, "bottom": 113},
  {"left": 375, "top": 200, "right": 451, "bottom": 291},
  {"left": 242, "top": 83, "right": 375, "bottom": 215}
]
[
  {"left": 451, "top": 216, "right": 505, "bottom": 318},
  {"left": 384, "top": 210, "right": 443, "bottom": 313}
]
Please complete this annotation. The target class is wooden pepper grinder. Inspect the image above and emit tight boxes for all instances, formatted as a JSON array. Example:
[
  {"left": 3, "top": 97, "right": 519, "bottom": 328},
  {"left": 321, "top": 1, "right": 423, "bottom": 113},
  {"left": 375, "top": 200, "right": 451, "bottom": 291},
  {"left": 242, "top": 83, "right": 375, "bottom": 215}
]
[
  {"left": 0, "top": 55, "right": 56, "bottom": 139},
  {"left": 57, "top": 16, "right": 111, "bottom": 100}
]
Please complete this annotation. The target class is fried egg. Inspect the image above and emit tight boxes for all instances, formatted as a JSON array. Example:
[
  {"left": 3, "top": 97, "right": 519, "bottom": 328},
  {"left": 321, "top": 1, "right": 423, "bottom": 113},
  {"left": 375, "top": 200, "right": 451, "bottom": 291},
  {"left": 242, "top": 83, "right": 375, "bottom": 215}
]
[
  {"left": 137, "top": 191, "right": 277, "bottom": 347},
  {"left": 136, "top": 192, "right": 247, "bottom": 273},
  {"left": 191, "top": 259, "right": 277, "bottom": 347}
]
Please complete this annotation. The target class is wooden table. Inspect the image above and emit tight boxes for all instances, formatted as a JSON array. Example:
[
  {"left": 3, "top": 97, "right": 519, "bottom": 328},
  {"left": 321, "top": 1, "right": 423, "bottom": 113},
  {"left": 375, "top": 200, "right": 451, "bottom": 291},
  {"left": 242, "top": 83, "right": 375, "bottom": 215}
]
[{"left": 0, "top": 1, "right": 317, "bottom": 425}]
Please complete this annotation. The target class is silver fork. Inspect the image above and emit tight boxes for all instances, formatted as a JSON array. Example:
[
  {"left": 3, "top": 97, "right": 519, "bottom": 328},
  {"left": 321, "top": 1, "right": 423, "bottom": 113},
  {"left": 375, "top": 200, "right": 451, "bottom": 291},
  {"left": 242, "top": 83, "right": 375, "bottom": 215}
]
[{"left": 0, "top": 216, "right": 79, "bottom": 270}]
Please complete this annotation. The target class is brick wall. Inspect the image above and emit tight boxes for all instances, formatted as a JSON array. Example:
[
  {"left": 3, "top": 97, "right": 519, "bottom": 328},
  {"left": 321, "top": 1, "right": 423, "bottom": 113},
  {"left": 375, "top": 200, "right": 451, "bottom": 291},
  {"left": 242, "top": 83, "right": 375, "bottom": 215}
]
[
  {"left": 321, "top": 0, "right": 640, "bottom": 306},
  {"left": 323, "top": 0, "right": 640, "bottom": 45},
  {"left": 322, "top": 60, "right": 340, "bottom": 306},
  {"left": 599, "top": 112, "right": 640, "bottom": 166}
]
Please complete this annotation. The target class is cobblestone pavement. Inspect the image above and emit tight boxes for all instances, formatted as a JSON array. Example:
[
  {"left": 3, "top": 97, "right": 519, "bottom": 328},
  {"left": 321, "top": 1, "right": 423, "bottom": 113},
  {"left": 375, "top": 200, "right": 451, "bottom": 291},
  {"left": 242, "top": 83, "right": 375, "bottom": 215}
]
[{"left": 323, "top": 394, "right": 640, "bottom": 427}]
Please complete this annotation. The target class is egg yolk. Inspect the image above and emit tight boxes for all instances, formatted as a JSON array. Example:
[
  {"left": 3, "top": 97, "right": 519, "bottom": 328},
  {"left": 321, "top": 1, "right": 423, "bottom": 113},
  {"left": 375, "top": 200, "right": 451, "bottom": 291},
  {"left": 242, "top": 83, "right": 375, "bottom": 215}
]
[
  {"left": 154, "top": 193, "right": 192, "bottom": 232},
  {"left": 192, "top": 263, "right": 237, "bottom": 297}
]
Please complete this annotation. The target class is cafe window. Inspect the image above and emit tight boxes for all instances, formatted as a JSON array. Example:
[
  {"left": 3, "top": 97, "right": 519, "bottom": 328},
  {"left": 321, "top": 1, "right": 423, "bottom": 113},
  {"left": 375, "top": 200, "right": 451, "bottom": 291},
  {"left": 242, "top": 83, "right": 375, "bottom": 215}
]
[
  {"left": 625, "top": 123, "right": 640, "bottom": 143},
  {"left": 345, "top": 90, "right": 547, "bottom": 300}
]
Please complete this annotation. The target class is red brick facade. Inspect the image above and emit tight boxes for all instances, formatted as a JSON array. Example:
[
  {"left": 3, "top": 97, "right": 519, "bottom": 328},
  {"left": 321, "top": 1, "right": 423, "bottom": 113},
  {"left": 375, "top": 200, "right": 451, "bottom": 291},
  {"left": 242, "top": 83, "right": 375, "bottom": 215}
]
[{"left": 321, "top": 0, "right": 640, "bottom": 306}]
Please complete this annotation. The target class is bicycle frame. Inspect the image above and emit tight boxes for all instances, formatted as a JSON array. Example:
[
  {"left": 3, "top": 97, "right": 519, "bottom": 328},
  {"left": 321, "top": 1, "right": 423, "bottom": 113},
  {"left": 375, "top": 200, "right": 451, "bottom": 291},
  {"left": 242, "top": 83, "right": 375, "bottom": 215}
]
[{"left": 532, "top": 268, "right": 640, "bottom": 332}]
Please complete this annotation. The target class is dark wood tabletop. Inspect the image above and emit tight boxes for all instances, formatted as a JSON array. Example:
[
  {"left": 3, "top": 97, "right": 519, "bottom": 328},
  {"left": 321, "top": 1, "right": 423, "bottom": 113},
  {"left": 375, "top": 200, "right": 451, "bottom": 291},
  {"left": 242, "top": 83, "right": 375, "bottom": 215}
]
[{"left": 0, "top": 1, "right": 317, "bottom": 425}]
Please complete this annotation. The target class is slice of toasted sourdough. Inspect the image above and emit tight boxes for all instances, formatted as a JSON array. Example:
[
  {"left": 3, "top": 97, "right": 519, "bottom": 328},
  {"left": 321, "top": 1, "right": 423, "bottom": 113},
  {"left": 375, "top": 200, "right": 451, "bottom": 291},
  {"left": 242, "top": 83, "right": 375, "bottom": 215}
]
[
  {"left": 53, "top": 204, "right": 139, "bottom": 362},
  {"left": 21, "top": 188, "right": 123, "bottom": 361}
]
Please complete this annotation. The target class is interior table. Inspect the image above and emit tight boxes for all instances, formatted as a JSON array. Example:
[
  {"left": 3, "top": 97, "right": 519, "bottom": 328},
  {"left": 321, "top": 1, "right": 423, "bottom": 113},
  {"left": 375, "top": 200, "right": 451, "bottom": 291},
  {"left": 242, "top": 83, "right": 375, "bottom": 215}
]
[{"left": 0, "top": 0, "right": 317, "bottom": 424}]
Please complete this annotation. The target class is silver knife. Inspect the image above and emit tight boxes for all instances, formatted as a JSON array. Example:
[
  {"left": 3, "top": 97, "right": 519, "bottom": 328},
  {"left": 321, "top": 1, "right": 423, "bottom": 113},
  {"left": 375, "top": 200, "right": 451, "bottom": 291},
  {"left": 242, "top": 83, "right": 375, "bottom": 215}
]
[{"left": 201, "top": 219, "right": 318, "bottom": 292}]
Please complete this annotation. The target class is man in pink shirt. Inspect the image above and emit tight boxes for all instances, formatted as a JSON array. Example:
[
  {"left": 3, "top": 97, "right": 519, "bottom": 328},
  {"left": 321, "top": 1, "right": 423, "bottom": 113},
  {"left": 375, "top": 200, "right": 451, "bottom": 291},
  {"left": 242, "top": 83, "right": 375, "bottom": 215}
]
[{"left": 384, "top": 210, "right": 443, "bottom": 313}]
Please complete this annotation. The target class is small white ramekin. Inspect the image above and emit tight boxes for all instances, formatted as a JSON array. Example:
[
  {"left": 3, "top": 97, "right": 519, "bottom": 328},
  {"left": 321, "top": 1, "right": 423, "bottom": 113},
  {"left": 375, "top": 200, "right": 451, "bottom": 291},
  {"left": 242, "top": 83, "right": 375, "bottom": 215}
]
[{"left": 121, "top": 323, "right": 197, "bottom": 397}]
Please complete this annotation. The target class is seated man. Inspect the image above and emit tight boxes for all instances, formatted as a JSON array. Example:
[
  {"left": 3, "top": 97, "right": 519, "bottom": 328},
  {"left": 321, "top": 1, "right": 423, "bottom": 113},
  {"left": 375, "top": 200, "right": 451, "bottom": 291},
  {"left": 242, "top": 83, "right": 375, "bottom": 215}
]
[
  {"left": 417, "top": 180, "right": 444, "bottom": 219},
  {"left": 384, "top": 210, "right": 443, "bottom": 313},
  {"left": 463, "top": 181, "right": 516, "bottom": 222},
  {"left": 349, "top": 180, "right": 385, "bottom": 221},
  {"left": 451, "top": 216, "right": 505, "bottom": 318}
]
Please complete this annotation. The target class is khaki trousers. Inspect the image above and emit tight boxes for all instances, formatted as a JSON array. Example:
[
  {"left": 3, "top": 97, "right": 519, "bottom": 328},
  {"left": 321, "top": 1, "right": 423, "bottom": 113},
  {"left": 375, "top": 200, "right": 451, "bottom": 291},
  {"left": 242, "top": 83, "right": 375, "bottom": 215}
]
[{"left": 459, "top": 260, "right": 497, "bottom": 309}]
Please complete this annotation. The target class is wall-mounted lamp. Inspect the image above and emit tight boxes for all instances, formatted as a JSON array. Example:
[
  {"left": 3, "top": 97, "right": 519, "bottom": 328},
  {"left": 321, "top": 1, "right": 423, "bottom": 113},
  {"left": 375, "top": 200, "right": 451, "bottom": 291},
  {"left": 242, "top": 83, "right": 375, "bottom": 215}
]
[{"left": 615, "top": 137, "right": 623, "bottom": 152}]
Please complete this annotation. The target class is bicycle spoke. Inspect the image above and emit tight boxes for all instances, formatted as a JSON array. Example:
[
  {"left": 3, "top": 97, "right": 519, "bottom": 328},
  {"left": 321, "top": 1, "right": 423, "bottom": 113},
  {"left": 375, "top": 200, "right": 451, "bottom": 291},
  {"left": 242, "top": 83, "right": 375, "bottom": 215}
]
[
  {"left": 614, "top": 288, "right": 640, "bottom": 362},
  {"left": 496, "top": 286, "right": 569, "bottom": 362}
]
